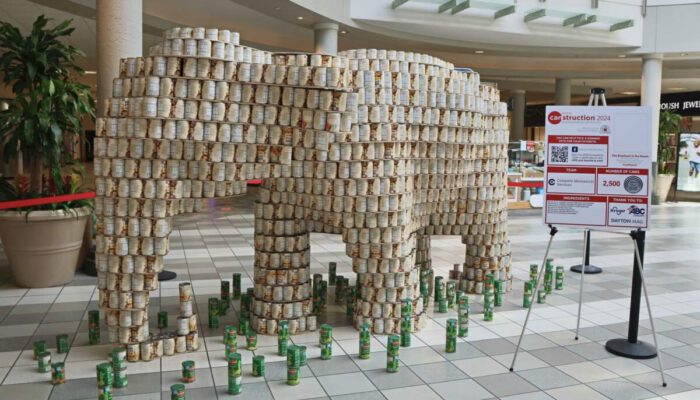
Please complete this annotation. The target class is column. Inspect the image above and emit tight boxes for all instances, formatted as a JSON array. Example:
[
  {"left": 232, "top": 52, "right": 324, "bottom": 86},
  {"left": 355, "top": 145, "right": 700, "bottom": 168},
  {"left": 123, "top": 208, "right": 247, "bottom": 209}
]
[
  {"left": 313, "top": 23, "right": 339, "bottom": 55},
  {"left": 555, "top": 78, "right": 572, "bottom": 105},
  {"left": 641, "top": 54, "right": 663, "bottom": 163},
  {"left": 97, "top": 0, "right": 142, "bottom": 117},
  {"left": 511, "top": 90, "right": 526, "bottom": 141}
]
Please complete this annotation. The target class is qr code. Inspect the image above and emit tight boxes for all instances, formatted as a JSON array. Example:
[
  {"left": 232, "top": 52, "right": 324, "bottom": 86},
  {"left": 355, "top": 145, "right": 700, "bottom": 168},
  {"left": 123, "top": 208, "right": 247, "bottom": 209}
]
[{"left": 550, "top": 145, "right": 569, "bottom": 163}]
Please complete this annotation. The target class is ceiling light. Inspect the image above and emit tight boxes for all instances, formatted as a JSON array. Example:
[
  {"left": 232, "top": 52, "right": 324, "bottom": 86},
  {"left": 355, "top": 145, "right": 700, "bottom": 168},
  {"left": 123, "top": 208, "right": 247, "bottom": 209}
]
[
  {"left": 669, "top": 87, "right": 686, "bottom": 91},
  {"left": 475, "top": 50, "right": 484, "bottom": 54},
  {"left": 681, "top": 52, "right": 688, "bottom": 56},
  {"left": 619, "top": 91, "right": 637, "bottom": 95},
  {"left": 297, "top": 16, "right": 303, "bottom": 20},
  {"left": 618, "top": 54, "right": 627, "bottom": 58},
  {"left": 85, "top": 70, "right": 97, "bottom": 74},
  {"left": 341, "top": 30, "right": 347, "bottom": 34}
]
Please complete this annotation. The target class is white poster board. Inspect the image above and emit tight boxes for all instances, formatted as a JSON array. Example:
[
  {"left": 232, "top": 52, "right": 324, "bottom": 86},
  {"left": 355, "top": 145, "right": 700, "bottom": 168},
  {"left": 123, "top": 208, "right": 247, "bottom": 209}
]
[{"left": 543, "top": 106, "right": 652, "bottom": 230}]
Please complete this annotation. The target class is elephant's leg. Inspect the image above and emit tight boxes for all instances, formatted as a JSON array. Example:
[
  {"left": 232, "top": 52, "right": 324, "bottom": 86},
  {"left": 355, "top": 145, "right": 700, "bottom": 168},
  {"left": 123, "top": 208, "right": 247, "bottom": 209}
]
[
  {"left": 414, "top": 227, "right": 434, "bottom": 302},
  {"left": 251, "top": 188, "right": 314, "bottom": 335},
  {"left": 347, "top": 228, "right": 425, "bottom": 334}
]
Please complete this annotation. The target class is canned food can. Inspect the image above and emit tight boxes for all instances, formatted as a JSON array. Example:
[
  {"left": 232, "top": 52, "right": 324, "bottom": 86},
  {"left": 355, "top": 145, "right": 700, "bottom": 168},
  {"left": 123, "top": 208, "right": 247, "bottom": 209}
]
[
  {"left": 51, "top": 362, "right": 66, "bottom": 385},
  {"left": 523, "top": 281, "right": 533, "bottom": 308},
  {"left": 158, "top": 311, "right": 168, "bottom": 329},
  {"left": 328, "top": 262, "right": 337, "bottom": 285},
  {"left": 287, "top": 365, "right": 300, "bottom": 386},
  {"left": 555, "top": 266, "right": 564, "bottom": 290},
  {"left": 246, "top": 332, "right": 257, "bottom": 350},
  {"left": 438, "top": 298, "right": 448, "bottom": 313},
  {"left": 181, "top": 360, "right": 196, "bottom": 383},
  {"left": 224, "top": 325, "right": 237, "bottom": 346},
  {"left": 227, "top": 352, "right": 242, "bottom": 376},
  {"left": 56, "top": 334, "right": 69, "bottom": 354},
  {"left": 33, "top": 340, "right": 47, "bottom": 360},
  {"left": 171, "top": 383, "right": 186, "bottom": 400},
  {"left": 278, "top": 337, "right": 288, "bottom": 356},
  {"left": 287, "top": 345, "right": 300, "bottom": 367},
  {"left": 232, "top": 273, "right": 241, "bottom": 299},
  {"left": 97, "top": 362, "right": 113, "bottom": 387},
  {"left": 386, "top": 354, "right": 399, "bottom": 373},
  {"left": 208, "top": 313, "right": 220, "bottom": 329},
  {"left": 252, "top": 355, "right": 265, "bottom": 377},
  {"left": 319, "top": 324, "right": 333, "bottom": 345},
  {"left": 228, "top": 375, "right": 242, "bottom": 395},
  {"left": 238, "top": 319, "right": 249, "bottom": 336},
  {"left": 445, "top": 336, "right": 457, "bottom": 353},
  {"left": 320, "top": 342, "right": 332, "bottom": 360},
  {"left": 298, "top": 345, "right": 307, "bottom": 366},
  {"left": 38, "top": 351, "right": 51, "bottom": 373},
  {"left": 112, "top": 347, "right": 127, "bottom": 363},
  {"left": 483, "top": 305, "right": 493, "bottom": 322},
  {"left": 113, "top": 367, "right": 128, "bottom": 388},
  {"left": 537, "top": 290, "right": 546, "bottom": 304},
  {"left": 434, "top": 276, "right": 443, "bottom": 300}
]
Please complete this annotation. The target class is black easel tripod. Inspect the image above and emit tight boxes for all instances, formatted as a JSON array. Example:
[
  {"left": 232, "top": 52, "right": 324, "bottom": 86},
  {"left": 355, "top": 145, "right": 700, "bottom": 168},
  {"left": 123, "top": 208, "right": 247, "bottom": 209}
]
[
  {"left": 510, "top": 225, "right": 666, "bottom": 387},
  {"left": 570, "top": 88, "right": 606, "bottom": 275}
]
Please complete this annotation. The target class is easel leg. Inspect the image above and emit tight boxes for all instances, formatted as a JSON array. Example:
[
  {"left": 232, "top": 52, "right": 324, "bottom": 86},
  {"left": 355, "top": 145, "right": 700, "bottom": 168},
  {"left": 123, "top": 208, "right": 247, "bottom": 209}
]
[
  {"left": 632, "top": 236, "right": 667, "bottom": 387},
  {"left": 575, "top": 229, "right": 589, "bottom": 340},
  {"left": 510, "top": 225, "right": 558, "bottom": 372}
]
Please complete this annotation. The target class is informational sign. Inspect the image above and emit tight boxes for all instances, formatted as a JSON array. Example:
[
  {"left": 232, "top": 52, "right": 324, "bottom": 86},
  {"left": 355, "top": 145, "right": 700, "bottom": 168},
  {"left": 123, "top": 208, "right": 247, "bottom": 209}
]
[{"left": 544, "top": 106, "right": 652, "bottom": 230}]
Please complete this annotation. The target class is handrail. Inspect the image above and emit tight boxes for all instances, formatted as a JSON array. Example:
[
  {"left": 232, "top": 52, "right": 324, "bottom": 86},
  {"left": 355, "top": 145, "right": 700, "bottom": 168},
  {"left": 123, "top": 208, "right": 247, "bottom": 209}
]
[{"left": 0, "top": 192, "right": 96, "bottom": 210}]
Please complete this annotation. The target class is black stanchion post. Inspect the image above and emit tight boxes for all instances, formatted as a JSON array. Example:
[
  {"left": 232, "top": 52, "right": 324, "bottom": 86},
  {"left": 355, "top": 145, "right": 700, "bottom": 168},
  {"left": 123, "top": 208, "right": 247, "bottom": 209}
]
[
  {"left": 605, "top": 229, "right": 657, "bottom": 359},
  {"left": 570, "top": 230, "right": 603, "bottom": 274}
]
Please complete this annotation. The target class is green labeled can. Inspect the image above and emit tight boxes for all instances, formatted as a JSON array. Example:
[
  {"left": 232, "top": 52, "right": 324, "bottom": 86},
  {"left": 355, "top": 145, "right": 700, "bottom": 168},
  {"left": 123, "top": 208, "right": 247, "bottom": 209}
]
[
  {"left": 51, "top": 362, "right": 65, "bottom": 385},
  {"left": 320, "top": 342, "right": 332, "bottom": 360},
  {"left": 386, "top": 354, "right": 399, "bottom": 373},
  {"left": 228, "top": 375, "right": 242, "bottom": 395},
  {"left": 208, "top": 297, "right": 219, "bottom": 313},
  {"left": 97, "top": 362, "right": 113, "bottom": 387},
  {"left": 446, "top": 281, "right": 456, "bottom": 308},
  {"left": 298, "top": 345, "right": 307, "bottom": 366},
  {"left": 401, "top": 298, "right": 412, "bottom": 318},
  {"left": 434, "top": 276, "right": 444, "bottom": 300},
  {"left": 113, "top": 367, "right": 128, "bottom": 388},
  {"left": 400, "top": 317, "right": 411, "bottom": 347},
  {"left": 494, "top": 280, "right": 504, "bottom": 307},
  {"left": 537, "top": 290, "right": 546, "bottom": 304},
  {"left": 246, "top": 331, "right": 257, "bottom": 350},
  {"left": 546, "top": 258, "right": 554, "bottom": 268},
  {"left": 225, "top": 342, "right": 237, "bottom": 358},
  {"left": 319, "top": 324, "right": 333, "bottom": 344},
  {"left": 320, "top": 280, "right": 328, "bottom": 309},
  {"left": 438, "top": 298, "right": 448, "bottom": 313},
  {"left": 238, "top": 319, "right": 249, "bottom": 336},
  {"left": 278, "top": 337, "right": 288, "bottom": 356},
  {"left": 227, "top": 352, "right": 242, "bottom": 377},
  {"left": 112, "top": 347, "right": 127, "bottom": 363},
  {"left": 181, "top": 360, "right": 196, "bottom": 383},
  {"left": 387, "top": 335, "right": 400, "bottom": 355},
  {"left": 221, "top": 280, "right": 231, "bottom": 302},
  {"left": 529, "top": 264, "right": 538, "bottom": 285},
  {"left": 208, "top": 313, "right": 219, "bottom": 329},
  {"left": 224, "top": 325, "right": 237, "bottom": 346},
  {"left": 33, "top": 340, "right": 47, "bottom": 360},
  {"left": 523, "top": 281, "right": 533, "bottom": 308},
  {"left": 329, "top": 262, "right": 337, "bottom": 285},
  {"left": 252, "top": 355, "right": 265, "bottom": 377},
  {"left": 556, "top": 266, "right": 564, "bottom": 290},
  {"left": 158, "top": 311, "right": 168, "bottom": 329},
  {"left": 232, "top": 273, "right": 241, "bottom": 300},
  {"left": 171, "top": 383, "right": 186, "bottom": 400},
  {"left": 359, "top": 323, "right": 371, "bottom": 360},
  {"left": 56, "top": 334, "right": 69, "bottom": 354},
  {"left": 287, "top": 365, "right": 300, "bottom": 386},
  {"left": 278, "top": 320, "right": 289, "bottom": 338},
  {"left": 38, "top": 351, "right": 51, "bottom": 373},
  {"left": 484, "top": 305, "right": 493, "bottom": 322},
  {"left": 287, "top": 345, "right": 300, "bottom": 368}
]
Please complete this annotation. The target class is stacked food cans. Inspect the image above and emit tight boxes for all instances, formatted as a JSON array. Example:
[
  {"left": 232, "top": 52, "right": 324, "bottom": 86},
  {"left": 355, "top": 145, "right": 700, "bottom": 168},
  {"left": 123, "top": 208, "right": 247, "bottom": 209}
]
[
  {"left": 555, "top": 266, "right": 564, "bottom": 290},
  {"left": 329, "top": 262, "right": 337, "bottom": 285},
  {"left": 386, "top": 335, "right": 400, "bottom": 373},
  {"left": 278, "top": 320, "right": 289, "bottom": 355},
  {"left": 400, "top": 298, "right": 412, "bottom": 347},
  {"left": 94, "top": 24, "right": 512, "bottom": 348},
  {"left": 227, "top": 352, "right": 242, "bottom": 395},
  {"left": 319, "top": 324, "right": 333, "bottom": 360},
  {"left": 544, "top": 263, "right": 554, "bottom": 295},
  {"left": 359, "top": 323, "right": 371, "bottom": 359},
  {"left": 286, "top": 345, "right": 301, "bottom": 385},
  {"left": 232, "top": 273, "right": 241, "bottom": 300},
  {"left": 523, "top": 281, "right": 533, "bottom": 308},
  {"left": 97, "top": 362, "right": 114, "bottom": 398},
  {"left": 112, "top": 347, "right": 128, "bottom": 388},
  {"left": 224, "top": 325, "right": 237, "bottom": 357},
  {"left": 483, "top": 274, "right": 494, "bottom": 321},
  {"left": 457, "top": 293, "right": 469, "bottom": 337},
  {"left": 89, "top": 310, "right": 100, "bottom": 345},
  {"left": 208, "top": 297, "right": 220, "bottom": 329},
  {"left": 445, "top": 319, "right": 457, "bottom": 353}
]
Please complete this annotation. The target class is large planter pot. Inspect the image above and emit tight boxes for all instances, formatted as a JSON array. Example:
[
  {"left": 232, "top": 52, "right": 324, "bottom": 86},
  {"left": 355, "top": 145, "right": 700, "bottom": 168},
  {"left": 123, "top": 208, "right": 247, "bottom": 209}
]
[
  {"left": 652, "top": 174, "right": 675, "bottom": 204},
  {"left": 0, "top": 206, "right": 90, "bottom": 287}
]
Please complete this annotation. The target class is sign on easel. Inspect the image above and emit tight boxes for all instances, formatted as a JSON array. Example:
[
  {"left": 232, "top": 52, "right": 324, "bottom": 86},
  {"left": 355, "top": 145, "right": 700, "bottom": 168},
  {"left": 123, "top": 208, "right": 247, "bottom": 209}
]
[{"left": 543, "top": 106, "right": 652, "bottom": 229}]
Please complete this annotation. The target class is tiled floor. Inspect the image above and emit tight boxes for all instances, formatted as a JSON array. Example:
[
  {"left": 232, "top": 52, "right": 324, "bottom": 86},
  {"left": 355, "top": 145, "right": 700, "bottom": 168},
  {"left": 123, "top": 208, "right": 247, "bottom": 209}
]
[{"left": 1, "top": 191, "right": 700, "bottom": 399}]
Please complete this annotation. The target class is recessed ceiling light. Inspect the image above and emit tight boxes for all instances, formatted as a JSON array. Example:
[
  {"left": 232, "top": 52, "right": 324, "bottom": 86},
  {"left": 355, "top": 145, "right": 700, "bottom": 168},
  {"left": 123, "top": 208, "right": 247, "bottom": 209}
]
[
  {"left": 620, "top": 91, "right": 638, "bottom": 95},
  {"left": 475, "top": 50, "right": 484, "bottom": 54},
  {"left": 681, "top": 52, "right": 688, "bottom": 56},
  {"left": 341, "top": 30, "right": 347, "bottom": 34},
  {"left": 297, "top": 16, "right": 303, "bottom": 20},
  {"left": 85, "top": 70, "right": 97, "bottom": 74},
  {"left": 669, "top": 87, "right": 686, "bottom": 91},
  {"left": 618, "top": 54, "right": 627, "bottom": 58}
]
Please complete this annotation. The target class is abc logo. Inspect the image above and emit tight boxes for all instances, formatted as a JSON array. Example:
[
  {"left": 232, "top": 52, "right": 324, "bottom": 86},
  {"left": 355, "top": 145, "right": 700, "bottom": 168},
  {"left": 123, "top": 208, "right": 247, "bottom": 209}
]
[{"left": 548, "top": 111, "right": 562, "bottom": 125}]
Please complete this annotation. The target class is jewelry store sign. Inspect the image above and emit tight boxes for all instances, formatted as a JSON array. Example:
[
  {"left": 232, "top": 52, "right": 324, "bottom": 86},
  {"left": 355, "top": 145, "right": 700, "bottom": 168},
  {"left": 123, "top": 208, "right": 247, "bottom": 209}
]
[{"left": 544, "top": 106, "right": 652, "bottom": 229}]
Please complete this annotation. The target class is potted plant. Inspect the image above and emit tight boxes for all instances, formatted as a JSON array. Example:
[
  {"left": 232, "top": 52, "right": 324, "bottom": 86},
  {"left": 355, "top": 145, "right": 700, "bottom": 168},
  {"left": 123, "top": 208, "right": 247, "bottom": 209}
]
[
  {"left": 653, "top": 110, "right": 682, "bottom": 203},
  {"left": 0, "top": 16, "right": 95, "bottom": 287}
]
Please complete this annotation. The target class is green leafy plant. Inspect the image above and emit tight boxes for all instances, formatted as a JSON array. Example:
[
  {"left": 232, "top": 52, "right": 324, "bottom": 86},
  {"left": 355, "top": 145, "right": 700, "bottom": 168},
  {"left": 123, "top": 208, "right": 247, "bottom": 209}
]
[
  {"left": 0, "top": 15, "right": 95, "bottom": 208},
  {"left": 658, "top": 110, "right": 682, "bottom": 175}
]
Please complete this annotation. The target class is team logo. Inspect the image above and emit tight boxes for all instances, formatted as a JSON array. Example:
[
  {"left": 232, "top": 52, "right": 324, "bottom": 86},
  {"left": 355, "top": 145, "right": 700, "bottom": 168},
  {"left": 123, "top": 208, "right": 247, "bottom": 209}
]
[
  {"left": 623, "top": 176, "right": 644, "bottom": 194},
  {"left": 627, "top": 205, "right": 646, "bottom": 215},
  {"left": 548, "top": 178, "right": 556, "bottom": 186},
  {"left": 609, "top": 206, "right": 626, "bottom": 216},
  {"left": 548, "top": 111, "right": 562, "bottom": 125}
]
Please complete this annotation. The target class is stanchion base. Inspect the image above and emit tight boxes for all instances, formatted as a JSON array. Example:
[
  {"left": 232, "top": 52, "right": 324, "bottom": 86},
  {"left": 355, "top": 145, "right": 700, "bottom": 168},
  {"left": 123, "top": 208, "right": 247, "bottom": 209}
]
[
  {"left": 605, "top": 338, "right": 657, "bottom": 359},
  {"left": 570, "top": 264, "right": 603, "bottom": 274},
  {"left": 158, "top": 270, "right": 177, "bottom": 281}
]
